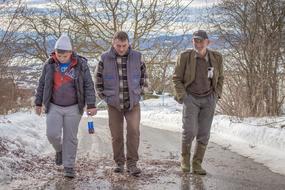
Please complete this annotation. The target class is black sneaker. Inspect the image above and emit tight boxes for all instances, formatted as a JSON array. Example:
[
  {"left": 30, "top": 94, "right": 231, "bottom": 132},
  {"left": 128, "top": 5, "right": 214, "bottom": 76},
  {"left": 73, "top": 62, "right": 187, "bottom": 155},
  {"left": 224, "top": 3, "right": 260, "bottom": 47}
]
[
  {"left": 64, "top": 167, "right": 75, "bottom": 178},
  {"left": 127, "top": 165, "right": 141, "bottom": 176},
  {"left": 114, "top": 164, "right": 124, "bottom": 173},
  {"left": 55, "top": 151, "right": 62, "bottom": 166}
]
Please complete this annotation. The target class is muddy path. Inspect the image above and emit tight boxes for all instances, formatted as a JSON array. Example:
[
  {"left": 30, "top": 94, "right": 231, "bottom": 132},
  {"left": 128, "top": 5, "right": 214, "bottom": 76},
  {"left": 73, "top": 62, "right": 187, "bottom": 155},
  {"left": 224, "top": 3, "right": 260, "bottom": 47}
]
[{"left": 2, "top": 117, "right": 285, "bottom": 190}]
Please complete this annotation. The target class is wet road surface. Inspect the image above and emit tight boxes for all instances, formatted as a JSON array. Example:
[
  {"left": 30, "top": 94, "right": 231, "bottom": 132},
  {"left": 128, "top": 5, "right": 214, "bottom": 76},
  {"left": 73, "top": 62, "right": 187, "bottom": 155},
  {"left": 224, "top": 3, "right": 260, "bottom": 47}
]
[{"left": 3, "top": 117, "right": 285, "bottom": 190}]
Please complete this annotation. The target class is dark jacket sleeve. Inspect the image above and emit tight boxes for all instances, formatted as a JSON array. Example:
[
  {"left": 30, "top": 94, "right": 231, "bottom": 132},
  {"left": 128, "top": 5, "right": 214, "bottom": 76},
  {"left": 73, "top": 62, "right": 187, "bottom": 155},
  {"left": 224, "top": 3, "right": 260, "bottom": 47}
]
[
  {"left": 34, "top": 64, "right": 47, "bottom": 106},
  {"left": 82, "top": 60, "right": 96, "bottom": 109}
]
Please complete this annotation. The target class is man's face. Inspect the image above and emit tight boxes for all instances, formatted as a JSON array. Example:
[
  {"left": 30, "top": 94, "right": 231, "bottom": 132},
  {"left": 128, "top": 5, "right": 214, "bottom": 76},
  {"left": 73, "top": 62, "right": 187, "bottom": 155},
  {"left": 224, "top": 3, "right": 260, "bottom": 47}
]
[
  {"left": 112, "top": 39, "right": 129, "bottom": 56},
  {"left": 55, "top": 51, "right": 72, "bottom": 63},
  {"left": 192, "top": 38, "right": 209, "bottom": 54}
]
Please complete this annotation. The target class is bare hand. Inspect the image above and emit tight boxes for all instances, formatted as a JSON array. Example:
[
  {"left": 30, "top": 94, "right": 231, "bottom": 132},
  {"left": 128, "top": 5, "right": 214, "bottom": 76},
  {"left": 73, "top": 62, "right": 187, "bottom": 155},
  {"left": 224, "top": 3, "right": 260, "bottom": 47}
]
[
  {"left": 87, "top": 108, "right": 97, "bottom": 116},
  {"left": 35, "top": 106, "right": 42, "bottom": 116}
]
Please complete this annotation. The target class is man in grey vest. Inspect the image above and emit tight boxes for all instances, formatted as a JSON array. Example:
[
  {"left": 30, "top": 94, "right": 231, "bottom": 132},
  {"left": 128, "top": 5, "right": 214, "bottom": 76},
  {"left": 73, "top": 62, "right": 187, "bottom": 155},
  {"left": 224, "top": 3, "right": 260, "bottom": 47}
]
[
  {"left": 173, "top": 30, "right": 224, "bottom": 175},
  {"left": 95, "top": 31, "right": 147, "bottom": 176}
]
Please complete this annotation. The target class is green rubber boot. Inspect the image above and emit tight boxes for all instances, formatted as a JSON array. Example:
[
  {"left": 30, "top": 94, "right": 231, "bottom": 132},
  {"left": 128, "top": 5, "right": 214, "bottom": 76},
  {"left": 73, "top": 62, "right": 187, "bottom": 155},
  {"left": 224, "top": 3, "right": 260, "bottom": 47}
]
[
  {"left": 192, "top": 143, "right": 207, "bottom": 175},
  {"left": 181, "top": 143, "right": 191, "bottom": 172}
]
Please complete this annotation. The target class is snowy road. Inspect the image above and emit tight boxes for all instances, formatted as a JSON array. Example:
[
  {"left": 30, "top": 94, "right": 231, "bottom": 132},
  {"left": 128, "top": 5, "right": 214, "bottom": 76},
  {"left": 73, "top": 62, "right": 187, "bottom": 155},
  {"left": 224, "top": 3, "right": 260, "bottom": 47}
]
[{"left": 3, "top": 117, "right": 285, "bottom": 190}]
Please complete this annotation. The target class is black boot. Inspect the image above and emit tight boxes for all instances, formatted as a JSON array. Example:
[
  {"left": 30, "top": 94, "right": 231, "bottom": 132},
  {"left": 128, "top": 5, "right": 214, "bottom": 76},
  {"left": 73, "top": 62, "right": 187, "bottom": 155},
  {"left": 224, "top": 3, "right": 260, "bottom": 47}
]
[
  {"left": 127, "top": 164, "right": 141, "bottom": 177},
  {"left": 64, "top": 167, "right": 75, "bottom": 178},
  {"left": 55, "top": 151, "right": 62, "bottom": 166},
  {"left": 114, "top": 163, "right": 124, "bottom": 173}
]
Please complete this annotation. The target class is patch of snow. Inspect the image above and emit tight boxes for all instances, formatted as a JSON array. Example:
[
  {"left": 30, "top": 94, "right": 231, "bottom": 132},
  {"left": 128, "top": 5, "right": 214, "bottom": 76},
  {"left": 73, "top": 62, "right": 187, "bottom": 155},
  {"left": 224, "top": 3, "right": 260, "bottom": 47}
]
[{"left": 0, "top": 111, "right": 52, "bottom": 182}]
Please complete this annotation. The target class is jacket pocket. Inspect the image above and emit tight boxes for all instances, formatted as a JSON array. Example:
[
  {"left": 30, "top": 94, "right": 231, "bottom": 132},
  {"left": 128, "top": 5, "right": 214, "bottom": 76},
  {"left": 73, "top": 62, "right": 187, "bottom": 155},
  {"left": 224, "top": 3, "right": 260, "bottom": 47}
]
[
  {"left": 103, "top": 74, "right": 116, "bottom": 87},
  {"left": 131, "top": 74, "right": 141, "bottom": 89},
  {"left": 132, "top": 88, "right": 141, "bottom": 104},
  {"left": 103, "top": 89, "right": 115, "bottom": 96},
  {"left": 103, "top": 90, "right": 116, "bottom": 105}
]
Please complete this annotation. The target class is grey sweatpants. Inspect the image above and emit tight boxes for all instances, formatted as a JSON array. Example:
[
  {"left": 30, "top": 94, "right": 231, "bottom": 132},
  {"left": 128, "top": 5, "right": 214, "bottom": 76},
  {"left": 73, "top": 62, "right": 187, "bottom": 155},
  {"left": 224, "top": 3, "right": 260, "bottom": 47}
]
[
  {"left": 46, "top": 103, "right": 82, "bottom": 168},
  {"left": 182, "top": 93, "right": 217, "bottom": 145}
]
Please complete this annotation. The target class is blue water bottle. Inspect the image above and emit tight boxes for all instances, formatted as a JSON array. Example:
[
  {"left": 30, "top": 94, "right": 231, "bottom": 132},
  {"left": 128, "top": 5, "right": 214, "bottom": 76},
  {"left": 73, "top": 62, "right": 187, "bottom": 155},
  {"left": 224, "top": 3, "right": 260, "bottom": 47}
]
[{"left": 87, "top": 115, "right": 94, "bottom": 134}]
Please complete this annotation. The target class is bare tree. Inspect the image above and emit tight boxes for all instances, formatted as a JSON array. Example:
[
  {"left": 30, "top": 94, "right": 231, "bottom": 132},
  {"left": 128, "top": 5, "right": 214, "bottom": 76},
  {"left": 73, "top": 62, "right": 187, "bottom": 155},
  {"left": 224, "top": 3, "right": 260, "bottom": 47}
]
[
  {"left": 0, "top": 0, "right": 25, "bottom": 76},
  {"left": 19, "top": 6, "right": 69, "bottom": 62},
  {"left": 147, "top": 39, "right": 182, "bottom": 93},
  {"left": 53, "top": 0, "right": 193, "bottom": 56},
  {"left": 0, "top": 1, "right": 27, "bottom": 114},
  {"left": 19, "top": 0, "right": 194, "bottom": 93},
  {"left": 210, "top": 0, "right": 285, "bottom": 117}
]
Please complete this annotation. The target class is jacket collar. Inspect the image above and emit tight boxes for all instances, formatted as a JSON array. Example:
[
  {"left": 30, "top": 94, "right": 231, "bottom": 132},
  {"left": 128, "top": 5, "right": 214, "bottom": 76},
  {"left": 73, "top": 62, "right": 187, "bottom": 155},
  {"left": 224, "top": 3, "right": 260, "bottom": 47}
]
[
  {"left": 50, "top": 51, "right": 78, "bottom": 68},
  {"left": 189, "top": 48, "right": 218, "bottom": 73},
  {"left": 108, "top": 46, "right": 131, "bottom": 58},
  {"left": 194, "top": 49, "right": 209, "bottom": 62}
]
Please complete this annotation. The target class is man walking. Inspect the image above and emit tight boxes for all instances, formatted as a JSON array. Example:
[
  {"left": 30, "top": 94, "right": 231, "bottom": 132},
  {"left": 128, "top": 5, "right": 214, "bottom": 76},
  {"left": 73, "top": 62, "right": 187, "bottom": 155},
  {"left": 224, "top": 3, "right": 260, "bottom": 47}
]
[
  {"left": 95, "top": 31, "right": 147, "bottom": 176},
  {"left": 172, "top": 30, "right": 224, "bottom": 175},
  {"left": 35, "top": 33, "right": 97, "bottom": 178}
]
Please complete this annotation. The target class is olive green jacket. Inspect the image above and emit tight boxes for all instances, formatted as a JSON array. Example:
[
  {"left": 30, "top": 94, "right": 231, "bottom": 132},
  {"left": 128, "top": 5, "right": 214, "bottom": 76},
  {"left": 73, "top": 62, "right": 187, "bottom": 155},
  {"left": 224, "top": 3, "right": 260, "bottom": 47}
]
[{"left": 172, "top": 48, "right": 224, "bottom": 103}]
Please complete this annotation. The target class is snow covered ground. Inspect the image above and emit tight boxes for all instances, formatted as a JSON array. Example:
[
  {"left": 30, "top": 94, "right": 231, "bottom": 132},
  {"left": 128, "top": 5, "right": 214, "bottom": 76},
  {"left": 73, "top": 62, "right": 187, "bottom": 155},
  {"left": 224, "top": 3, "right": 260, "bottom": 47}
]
[
  {"left": 1, "top": 96, "right": 285, "bottom": 182},
  {"left": 96, "top": 96, "right": 285, "bottom": 176},
  {"left": 0, "top": 111, "right": 51, "bottom": 182}
]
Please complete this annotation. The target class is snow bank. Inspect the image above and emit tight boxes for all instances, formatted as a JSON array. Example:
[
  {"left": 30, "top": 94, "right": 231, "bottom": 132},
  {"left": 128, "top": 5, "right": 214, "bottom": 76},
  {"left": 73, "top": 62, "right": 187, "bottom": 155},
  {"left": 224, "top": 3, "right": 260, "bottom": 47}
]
[
  {"left": 211, "top": 115, "right": 285, "bottom": 175},
  {"left": 0, "top": 112, "right": 51, "bottom": 182}
]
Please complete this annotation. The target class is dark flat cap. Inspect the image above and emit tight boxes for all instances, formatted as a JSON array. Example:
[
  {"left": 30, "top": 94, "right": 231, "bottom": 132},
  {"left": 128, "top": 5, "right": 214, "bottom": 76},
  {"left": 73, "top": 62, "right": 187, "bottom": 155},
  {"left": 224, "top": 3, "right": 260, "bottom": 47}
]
[{"left": 193, "top": 30, "right": 208, "bottom": 40}]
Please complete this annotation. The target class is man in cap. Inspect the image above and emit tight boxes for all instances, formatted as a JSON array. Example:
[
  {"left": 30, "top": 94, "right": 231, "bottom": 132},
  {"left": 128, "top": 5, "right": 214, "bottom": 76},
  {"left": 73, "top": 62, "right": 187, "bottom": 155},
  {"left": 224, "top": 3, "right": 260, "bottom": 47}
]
[
  {"left": 35, "top": 33, "right": 97, "bottom": 178},
  {"left": 172, "top": 30, "right": 224, "bottom": 175}
]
